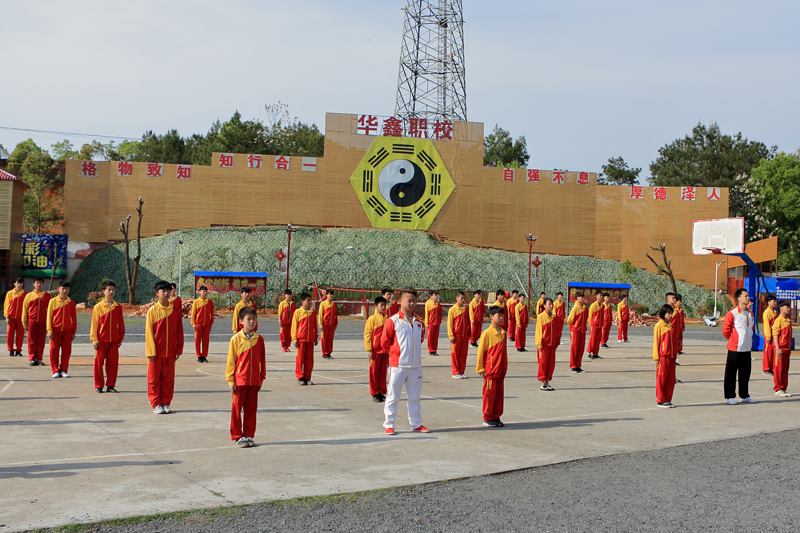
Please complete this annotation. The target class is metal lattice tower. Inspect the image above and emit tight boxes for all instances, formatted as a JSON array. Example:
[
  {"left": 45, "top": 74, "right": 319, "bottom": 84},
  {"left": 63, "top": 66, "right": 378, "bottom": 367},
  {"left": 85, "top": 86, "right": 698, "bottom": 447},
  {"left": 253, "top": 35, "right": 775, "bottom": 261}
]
[{"left": 394, "top": 0, "right": 467, "bottom": 122}]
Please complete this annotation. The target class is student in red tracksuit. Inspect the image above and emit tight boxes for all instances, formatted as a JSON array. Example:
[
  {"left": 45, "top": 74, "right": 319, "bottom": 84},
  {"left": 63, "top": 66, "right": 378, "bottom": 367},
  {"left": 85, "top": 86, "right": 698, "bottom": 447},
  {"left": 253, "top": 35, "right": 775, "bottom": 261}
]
[
  {"left": 4, "top": 277, "right": 26, "bottom": 357},
  {"left": 232, "top": 287, "right": 258, "bottom": 334},
  {"left": 514, "top": 294, "right": 529, "bottom": 352},
  {"left": 476, "top": 305, "right": 508, "bottom": 427},
  {"left": 772, "top": 300, "right": 793, "bottom": 397},
  {"left": 673, "top": 294, "right": 686, "bottom": 355},
  {"left": 292, "top": 293, "right": 318, "bottom": 385},
  {"left": 601, "top": 293, "right": 613, "bottom": 348},
  {"left": 226, "top": 305, "right": 266, "bottom": 447},
  {"left": 448, "top": 291, "right": 470, "bottom": 378},
  {"left": 318, "top": 290, "right": 338, "bottom": 359},
  {"left": 190, "top": 285, "right": 214, "bottom": 363},
  {"left": 762, "top": 295, "right": 778, "bottom": 376},
  {"left": 469, "top": 290, "right": 485, "bottom": 347},
  {"left": 536, "top": 298, "right": 557, "bottom": 390},
  {"left": 536, "top": 292, "right": 546, "bottom": 316},
  {"left": 22, "top": 277, "right": 51, "bottom": 366},
  {"left": 552, "top": 292, "right": 566, "bottom": 346},
  {"left": 586, "top": 292, "right": 603, "bottom": 359},
  {"left": 364, "top": 296, "right": 389, "bottom": 402},
  {"left": 507, "top": 290, "right": 519, "bottom": 342},
  {"left": 383, "top": 289, "right": 400, "bottom": 317},
  {"left": 146, "top": 280, "right": 184, "bottom": 414},
  {"left": 91, "top": 281, "right": 125, "bottom": 393},
  {"left": 653, "top": 304, "right": 676, "bottom": 408},
  {"left": 46, "top": 281, "right": 77, "bottom": 378},
  {"left": 424, "top": 291, "right": 442, "bottom": 356},
  {"left": 567, "top": 292, "right": 588, "bottom": 373},
  {"left": 170, "top": 283, "right": 182, "bottom": 315},
  {"left": 617, "top": 295, "right": 630, "bottom": 343},
  {"left": 277, "top": 289, "right": 296, "bottom": 353},
  {"left": 494, "top": 290, "right": 508, "bottom": 334}
]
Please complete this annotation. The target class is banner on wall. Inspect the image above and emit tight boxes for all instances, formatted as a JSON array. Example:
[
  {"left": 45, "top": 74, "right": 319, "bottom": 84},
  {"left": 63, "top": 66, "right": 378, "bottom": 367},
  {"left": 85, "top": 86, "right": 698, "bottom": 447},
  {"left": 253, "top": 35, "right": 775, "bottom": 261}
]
[
  {"left": 193, "top": 271, "right": 268, "bottom": 295},
  {"left": 21, "top": 234, "right": 68, "bottom": 277}
]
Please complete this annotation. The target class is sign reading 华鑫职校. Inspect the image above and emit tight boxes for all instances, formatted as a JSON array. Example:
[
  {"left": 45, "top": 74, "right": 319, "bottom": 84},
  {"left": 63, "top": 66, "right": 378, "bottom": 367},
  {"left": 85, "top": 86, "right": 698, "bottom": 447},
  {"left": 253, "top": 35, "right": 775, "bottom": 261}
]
[{"left": 21, "top": 234, "right": 68, "bottom": 277}]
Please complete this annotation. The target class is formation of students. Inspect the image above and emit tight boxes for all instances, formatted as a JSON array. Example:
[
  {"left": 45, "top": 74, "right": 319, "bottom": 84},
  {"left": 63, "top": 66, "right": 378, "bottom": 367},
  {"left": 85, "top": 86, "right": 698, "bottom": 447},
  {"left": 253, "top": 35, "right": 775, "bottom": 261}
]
[{"left": 5, "top": 280, "right": 794, "bottom": 448}]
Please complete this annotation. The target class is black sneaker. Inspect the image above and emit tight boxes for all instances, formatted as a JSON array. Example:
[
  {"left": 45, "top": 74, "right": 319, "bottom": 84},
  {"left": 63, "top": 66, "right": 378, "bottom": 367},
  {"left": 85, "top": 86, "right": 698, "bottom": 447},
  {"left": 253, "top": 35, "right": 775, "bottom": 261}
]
[
  {"left": 678, "top": 351, "right": 685, "bottom": 355},
  {"left": 676, "top": 379, "right": 683, "bottom": 384},
  {"left": 15, "top": 351, "right": 22, "bottom": 357},
  {"left": 37, "top": 360, "right": 46, "bottom": 366},
  {"left": 675, "top": 362, "right": 681, "bottom": 366},
  {"left": 197, "top": 357, "right": 203, "bottom": 363},
  {"left": 298, "top": 379, "right": 307, "bottom": 386},
  {"left": 483, "top": 419, "right": 498, "bottom": 427},
  {"left": 571, "top": 368, "right": 578, "bottom": 373},
  {"left": 106, "top": 386, "right": 118, "bottom": 393},
  {"left": 95, "top": 388, "right": 104, "bottom": 393},
  {"left": 601, "top": 344, "right": 609, "bottom": 349},
  {"left": 519, "top": 348, "right": 528, "bottom": 352},
  {"left": 657, "top": 402, "right": 670, "bottom": 408},
  {"left": 8, "top": 352, "right": 13, "bottom": 357},
  {"left": 372, "top": 395, "right": 381, "bottom": 403},
  {"left": 432, "top": 352, "right": 438, "bottom": 356},
  {"left": 379, "top": 394, "right": 386, "bottom": 402},
  {"left": 28, "top": 361, "right": 36, "bottom": 366},
  {"left": 495, "top": 420, "right": 505, "bottom": 427},
  {"left": 574, "top": 367, "right": 584, "bottom": 373},
  {"left": 509, "top": 338, "right": 516, "bottom": 342}
]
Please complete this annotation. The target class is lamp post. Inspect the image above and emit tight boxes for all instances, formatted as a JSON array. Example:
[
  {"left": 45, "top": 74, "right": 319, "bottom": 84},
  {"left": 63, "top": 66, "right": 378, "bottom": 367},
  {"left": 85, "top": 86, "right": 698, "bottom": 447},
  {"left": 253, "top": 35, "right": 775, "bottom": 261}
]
[
  {"left": 285, "top": 224, "right": 298, "bottom": 290},
  {"left": 714, "top": 258, "right": 727, "bottom": 316},
  {"left": 526, "top": 234, "right": 537, "bottom": 300},
  {"left": 178, "top": 240, "right": 183, "bottom": 298}
]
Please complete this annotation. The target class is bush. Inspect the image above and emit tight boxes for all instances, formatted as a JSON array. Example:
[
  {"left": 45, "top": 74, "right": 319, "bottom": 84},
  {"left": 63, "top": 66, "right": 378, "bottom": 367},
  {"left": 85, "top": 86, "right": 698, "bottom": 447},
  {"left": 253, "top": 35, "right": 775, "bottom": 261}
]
[
  {"left": 630, "top": 302, "right": 649, "bottom": 315},
  {"left": 86, "top": 291, "right": 103, "bottom": 306}
]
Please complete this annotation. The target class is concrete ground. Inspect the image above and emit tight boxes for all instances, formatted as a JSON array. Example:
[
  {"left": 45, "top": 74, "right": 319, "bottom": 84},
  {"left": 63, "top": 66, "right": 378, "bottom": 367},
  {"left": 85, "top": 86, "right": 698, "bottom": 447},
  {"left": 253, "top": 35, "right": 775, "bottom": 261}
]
[{"left": 0, "top": 320, "right": 797, "bottom": 532}]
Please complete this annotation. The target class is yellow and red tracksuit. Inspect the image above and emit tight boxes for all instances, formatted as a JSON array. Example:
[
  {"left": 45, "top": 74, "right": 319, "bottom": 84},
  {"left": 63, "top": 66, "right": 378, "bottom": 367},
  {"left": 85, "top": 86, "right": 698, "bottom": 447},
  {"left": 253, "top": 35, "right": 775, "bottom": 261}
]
[
  {"left": 46, "top": 296, "right": 76, "bottom": 375},
  {"left": 567, "top": 302, "right": 588, "bottom": 369},
  {"left": 670, "top": 305, "right": 685, "bottom": 353},
  {"left": 145, "top": 301, "right": 184, "bottom": 408},
  {"left": 535, "top": 310, "right": 556, "bottom": 381},
  {"left": 318, "top": 300, "right": 338, "bottom": 357},
  {"left": 587, "top": 301, "right": 603, "bottom": 355},
  {"left": 515, "top": 303, "right": 529, "bottom": 350},
  {"left": 22, "top": 291, "right": 51, "bottom": 362},
  {"left": 469, "top": 297, "right": 485, "bottom": 345},
  {"left": 364, "top": 310, "right": 388, "bottom": 396},
  {"left": 494, "top": 299, "right": 508, "bottom": 332},
  {"left": 476, "top": 325, "right": 508, "bottom": 421},
  {"left": 424, "top": 299, "right": 442, "bottom": 353},
  {"left": 277, "top": 300, "right": 296, "bottom": 350},
  {"left": 190, "top": 297, "right": 214, "bottom": 359},
  {"left": 762, "top": 306, "right": 778, "bottom": 373},
  {"left": 226, "top": 331, "right": 266, "bottom": 440},
  {"left": 4, "top": 288, "right": 26, "bottom": 352},
  {"left": 171, "top": 296, "right": 182, "bottom": 315},
  {"left": 617, "top": 301, "right": 629, "bottom": 341},
  {"left": 536, "top": 298, "right": 545, "bottom": 316},
  {"left": 447, "top": 303, "right": 470, "bottom": 375},
  {"left": 388, "top": 299, "right": 400, "bottom": 317},
  {"left": 507, "top": 298, "right": 519, "bottom": 340},
  {"left": 292, "top": 307, "right": 318, "bottom": 380},
  {"left": 772, "top": 314, "right": 792, "bottom": 392},
  {"left": 90, "top": 299, "right": 125, "bottom": 389},
  {"left": 653, "top": 318, "right": 675, "bottom": 403},
  {"left": 553, "top": 299, "right": 565, "bottom": 343},
  {"left": 601, "top": 302, "right": 613, "bottom": 345},
  {"left": 232, "top": 299, "right": 258, "bottom": 333}
]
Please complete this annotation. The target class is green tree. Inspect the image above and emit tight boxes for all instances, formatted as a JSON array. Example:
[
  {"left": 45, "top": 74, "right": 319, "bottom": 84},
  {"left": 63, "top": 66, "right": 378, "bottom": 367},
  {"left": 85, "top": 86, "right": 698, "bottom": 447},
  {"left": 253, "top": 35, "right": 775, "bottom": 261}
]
[
  {"left": 649, "top": 122, "right": 774, "bottom": 217},
  {"left": 599, "top": 156, "right": 641, "bottom": 186},
  {"left": 8, "top": 139, "right": 61, "bottom": 233},
  {"left": 483, "top": 125, "right": 529, "bottom": 167}
]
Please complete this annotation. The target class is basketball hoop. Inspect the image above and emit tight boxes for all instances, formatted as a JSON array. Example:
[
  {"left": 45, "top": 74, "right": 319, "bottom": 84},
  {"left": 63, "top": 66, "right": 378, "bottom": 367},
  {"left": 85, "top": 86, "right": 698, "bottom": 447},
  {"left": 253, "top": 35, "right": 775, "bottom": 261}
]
[{"left": 702, "top": 247, "right": 722, "bottom": 255}]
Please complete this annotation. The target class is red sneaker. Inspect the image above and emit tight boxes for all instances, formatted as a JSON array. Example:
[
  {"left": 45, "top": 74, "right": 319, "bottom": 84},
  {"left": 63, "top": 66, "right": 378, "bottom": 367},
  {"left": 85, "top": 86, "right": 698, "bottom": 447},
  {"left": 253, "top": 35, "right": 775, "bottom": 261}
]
[
  {"left": 384, "top": 427, "right": 395, "bottom": 435},
  {"left": 412, "top": 425, "right": 430, "bottom": 433}
]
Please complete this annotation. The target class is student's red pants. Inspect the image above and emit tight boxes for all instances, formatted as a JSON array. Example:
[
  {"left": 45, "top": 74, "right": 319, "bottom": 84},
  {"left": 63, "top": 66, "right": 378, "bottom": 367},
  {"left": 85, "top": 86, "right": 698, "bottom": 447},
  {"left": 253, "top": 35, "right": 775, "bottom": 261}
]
[
  {"left": 773, "top": 351, "right": 791, "bottom": 392},
  {"left": 570, "top": 330, "right": 586, "bottom": 369},
  {"left": 537, "top": 345, "right": 556, "bottom": 381},
  {"left": 450, "top": 338, "right": 468, "bottom": 375},
  {"left": 656, "top": 357, "right": 676, "bottom": 404},
  {"left": 427, "top": 324, "right": 440, "bottom": 353},
  {"left": 147, "top": 356, "right": 176, "bottom": 408},
  {"left": 587, "top": 326, "right": 602, "bottom": 354},
  {"left": 320, "top": 325, "right": 335, "bottom": 356},
  {"left": 295, "top": 341, "right": 314, "bottom": 380},
  {"left": 27, "top": 321, "right": 46, "bottom": 361},
  {"left": 279, "top": 323, "right": 291, "bottom": 349},
  {"left": 369, "top": 353, "right": 388, "bottom": 396},
  {"left": 194, "top": 325, "right": 210, "bottom": 358},
  {"left": 763, "top": 341, "right": 775, "bottom": 373},
  {"left": 515, "top": 325, "right": 527, "bottom": 350},
  {"left": 602, "top": 322, "right": 611, "bottom": 345},
  {"left": 94, "top": 342, "right": 119, "bottom": 389},
  {"left": 482, "top": 377, "right": 504, "bottom": 421},
  {"left": 230, "top": 384, "right": 260, "bottom": 440},
  {"left": 469, "top": 320, "right": 482, "bottom": 344},
  {"left": 49, "top": 329, "right": 73, "bottom": 374},
  {"left": 6, "top": 317, "right": 23, "bottom": 352},
  {"left": 617, "top": 319, "right": 628, "bottom": 341},
  {"left": 676, "top": 329, "right": 684, "bottom": 353},
  {"left": 553, "top": 319, "right": 564, "bottom": 345},
  {"left": 508, "top": 315, "right": 517, "bottom": 340}
]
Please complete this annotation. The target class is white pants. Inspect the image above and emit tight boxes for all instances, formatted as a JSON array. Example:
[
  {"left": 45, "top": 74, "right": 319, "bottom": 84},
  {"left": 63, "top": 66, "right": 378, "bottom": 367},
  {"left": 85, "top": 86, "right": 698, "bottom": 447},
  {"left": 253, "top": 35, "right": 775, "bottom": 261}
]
[{"left": 383, "top": 366, "right": 423, "bottom": 429}]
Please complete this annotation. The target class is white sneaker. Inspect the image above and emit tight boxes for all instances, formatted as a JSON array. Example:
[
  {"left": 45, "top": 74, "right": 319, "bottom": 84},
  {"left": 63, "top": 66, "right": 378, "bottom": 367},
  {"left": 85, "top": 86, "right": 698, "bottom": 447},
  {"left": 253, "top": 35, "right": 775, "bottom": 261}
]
[
  {"left": 460, "top": 374, "right": 468, "bottom": 379},
  {"left": 163, "top": 405, "right": 172, "bottom": 414},
  {"left": 154, "top": 405, "right": 166, "bottom": 414},
  {"left": 776, "top": 390, "right": 787, "bottom": 397},
  {"left": 52, "top": 372, "right": 61, "bottom": 378},
  {"left": 726, "top": 398, "right": 736, "bottom": 405},
  {"left": 785, "top": 391, "right": 793, "bottom": 397},
  {"left": 452, "top": 374, "right": 462, "bottom": 379},
  {"left": 741, "top": 397, "right": 756, "bottom": 403},
  {"left": 617, "top": 340, "right": 623, "bottom": 343},
  {"left": 235, "top": 437, "right": 248, "bottom": 447},
  {"left": 247, "top": 438, "right": 256, "bottom": 447},
  {"left": 61, "top": 372, "right": 69, "bottom": 378}
]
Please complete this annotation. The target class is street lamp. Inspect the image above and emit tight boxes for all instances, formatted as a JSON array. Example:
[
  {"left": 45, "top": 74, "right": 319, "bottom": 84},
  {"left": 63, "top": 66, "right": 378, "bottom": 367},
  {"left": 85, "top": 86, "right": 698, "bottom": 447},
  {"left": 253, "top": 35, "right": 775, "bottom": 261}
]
[
  {"left": 285, "top": 224, "right": 298, "bottom": 290},
  {"left": 713, "top": 258, "right": 727, "bottom": 317},
  {"left": 526, "top": 234, "right": 537, "bottom": 300},
  {"left": 178, "top": 240, "right": 183, "bottom": 298}
]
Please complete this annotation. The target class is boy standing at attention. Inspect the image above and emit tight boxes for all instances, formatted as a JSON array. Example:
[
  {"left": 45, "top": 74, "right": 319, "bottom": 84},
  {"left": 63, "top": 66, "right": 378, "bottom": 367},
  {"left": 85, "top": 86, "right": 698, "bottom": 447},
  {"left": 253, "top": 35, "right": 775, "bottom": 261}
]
[
  {"left": 226, "top": 306, "right": 266, "bottom": 447},
  {"left": 601, "top": 293, "right": 613, "bottom": 348},
  {"left": 424, "top": 291, "right": 442, "bottom": 356},
  {"left": 476, "top": 306, "right": 508, "bottom": 427},
  {"left": 46, "top": 281, "right": 77, "bottom": 378},
  {"left": 536, "top": 292, "right": 546, "bottom": 316},
  {"left": 22, "top": 277, "right": 51, "bottom": 366},
  {"left": 536, "top": 298, "right": 557, "bottom": 391},
  {"left": 318, "top": 290, "right": 338, "bottom": 359},
  {"left": 190, "top": 285, "right": 214, "bottom": 363},
  {"left": 586, "top": 292, "right": 603, "bottom": 360},
  {"left": 468, "top": 290, "right": 485, "bottom": 347},
  {"left": 170, "top": 283, "right": 182, "bottom": 314},
  {"left": 494, "top": 290, "right": 508, "bottom": 335},
  {"left": 91, "top": 281, "right": 125, "bottom": 393},
  {"left": 292, "top": 293, "right": 318, "bottom": 385},
  {"left": 514, "top": 294, "right": 529, "bottom": 352},
  {"left": 364, "top": 296, "right": 389, "bottom": 402},
  {"left": 146, "top": 280, "right": 184, "bottom": 414},
  {"left": 383, "top": 289, "right": 399, "bottom": 317},
  {"left": 507, "top": 290, "right": 519, "bottom": 342},
  {"left": 448, "top": 291, "right": 470, "bottom": 378},
  {"left": 232, "top": 287, "right": 257, "bottom": 333},
  {"left": 771, "top": 300, "right": 793, "bottom": 397},
  {"left": 653, "top": 304, "right": 676, "bottom": 408},
  {"left": 762, "top": 295, "right": 778, "bottom": 376},
  {"left": 278, "top": 289, "right": 296, "bottom": 353},
  {"left": 552, "top": 292, "right": 566, "bottom": 346},
  {"left": 567, "top": 293, "right": 588, "bottom": 373},
  {"left": 674, "top": 294, "right": 686, "bottom": 355},
  {"left": 5, "top": 277, "right": 26, "bottom": 357},
  {"left": 617, "top": 295, "right": 630, "bottom": 343}
]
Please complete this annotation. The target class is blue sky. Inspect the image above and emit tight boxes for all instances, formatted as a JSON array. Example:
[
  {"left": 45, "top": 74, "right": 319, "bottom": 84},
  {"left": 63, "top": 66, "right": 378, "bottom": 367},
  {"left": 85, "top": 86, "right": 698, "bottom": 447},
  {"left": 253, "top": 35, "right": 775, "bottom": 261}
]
[{"left": 1, "top": 0, "right": 798, "bottom": 179}]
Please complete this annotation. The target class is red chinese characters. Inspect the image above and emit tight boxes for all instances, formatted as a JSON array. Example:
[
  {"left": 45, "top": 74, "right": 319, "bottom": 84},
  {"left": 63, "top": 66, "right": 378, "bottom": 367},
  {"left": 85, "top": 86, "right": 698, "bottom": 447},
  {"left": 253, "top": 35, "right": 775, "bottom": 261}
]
[
  {"left": 382, "top": 117, "right": 403, "bottom": 137},
  {"left": 432, "top": 120, "right": 453, "bottom": 140},
  {"left": 408, "top": 118, "right": 428, "bottom": 138},
  {"left": 503, "top": 168, "right": 515, "bottom": 181},
  {"left": 357, "top": 115, "right": 379, "bottom": 135},
  {"left": 247, "top": 154, "right": 263, "bottom": 169},
  {"left": 81, "top": 161, "right": 97, "bottom": 177},
  {"left": 577, "top": 172, "right": 589, "bottom": 185},
  {"left": 707, "top": 187, "right": 721, "bottom": 201},
  {"left": 630, "top": 186, "right": 643, "bottom": 199},
  {"left": 274, "top": 156, "right": 290, "bottom": 171},
  {"left": 681, "top": 187, "right": 696, "bottom": 201},
  {"left": 218, "top": 153, "right": 234, "bottom": 168},
  {"left": 552, "top": 171, "right": 565, "bottom": 184},
  {"left": 117, "top": 161, "right": 132, "bottom": 177},
  {"left": 527, "top": 169, "right": 540, "bottom": 182},
  {"left": 146, "top": 163, "right": 163, "bottom": 177},
  {"left": 176, "top": 165, "right": 191, "bottom": 180},
  {"left": 653, "top": 187, "right": 668, "bottom": 200}
]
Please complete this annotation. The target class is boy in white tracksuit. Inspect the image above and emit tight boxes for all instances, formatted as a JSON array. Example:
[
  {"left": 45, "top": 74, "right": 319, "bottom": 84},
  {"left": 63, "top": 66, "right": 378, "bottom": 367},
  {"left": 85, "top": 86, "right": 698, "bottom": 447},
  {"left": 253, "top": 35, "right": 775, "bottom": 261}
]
[{"left": 381, "top": 289, "right": 429, "bottom": 435}]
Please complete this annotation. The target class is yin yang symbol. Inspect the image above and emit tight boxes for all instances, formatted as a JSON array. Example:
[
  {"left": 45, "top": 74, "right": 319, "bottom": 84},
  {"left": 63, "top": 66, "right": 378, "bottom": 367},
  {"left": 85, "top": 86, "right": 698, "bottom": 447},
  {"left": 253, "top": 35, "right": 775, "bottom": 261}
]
[{"left": 378, "top": 159, "right": 426, "bottom": 207}]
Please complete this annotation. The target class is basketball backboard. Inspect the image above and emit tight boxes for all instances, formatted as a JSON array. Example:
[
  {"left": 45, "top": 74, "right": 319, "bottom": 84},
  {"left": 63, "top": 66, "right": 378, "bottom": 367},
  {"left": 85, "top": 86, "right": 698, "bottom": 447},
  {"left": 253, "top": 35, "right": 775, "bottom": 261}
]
[{"left": 692, "top": 217, "right": 745, "bottom": 256}]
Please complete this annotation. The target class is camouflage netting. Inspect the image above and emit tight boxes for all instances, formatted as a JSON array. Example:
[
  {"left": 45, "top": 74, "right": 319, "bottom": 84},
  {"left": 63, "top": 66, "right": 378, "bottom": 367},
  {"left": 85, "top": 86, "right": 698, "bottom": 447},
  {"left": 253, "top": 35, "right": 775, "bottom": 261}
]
[{"left": 69, "top": 226, "right": 715, "bottom": 316}]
